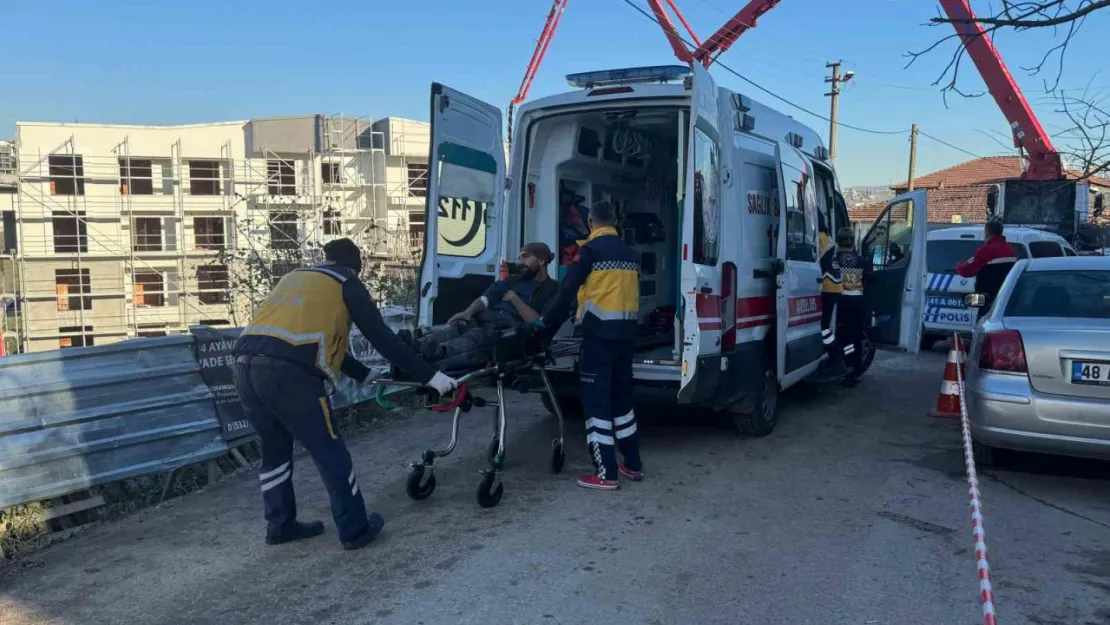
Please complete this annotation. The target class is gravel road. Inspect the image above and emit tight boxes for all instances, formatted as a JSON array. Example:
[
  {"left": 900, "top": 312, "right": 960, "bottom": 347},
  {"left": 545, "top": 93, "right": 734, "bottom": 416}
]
[{"left": 2, "top": 348, "right": 1108, "bottom": 625}]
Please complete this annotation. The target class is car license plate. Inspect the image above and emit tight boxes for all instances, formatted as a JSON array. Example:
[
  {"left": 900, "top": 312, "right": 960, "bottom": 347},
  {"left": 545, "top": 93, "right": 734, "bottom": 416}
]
[
  {"left": 1072, "top": 361, "right": 1110, "bottom": 386},
  {"left": 928, "top": 295, "right": 964, "bottom": 309}
]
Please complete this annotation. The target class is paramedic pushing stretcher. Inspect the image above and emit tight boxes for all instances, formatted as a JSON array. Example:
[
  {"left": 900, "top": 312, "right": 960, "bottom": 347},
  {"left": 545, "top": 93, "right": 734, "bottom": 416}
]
[
  {"left": 956, "top": 219, "right": 1017, "bottom": 320},
  {"left": 232, "top": 238, "right": 458, "bottom": 550},
  {"left": 535, "top": 202, "right": 644, "bottom": 491},
  {"left": 418, "top": 242, "right": 557, "bottom": 363}
]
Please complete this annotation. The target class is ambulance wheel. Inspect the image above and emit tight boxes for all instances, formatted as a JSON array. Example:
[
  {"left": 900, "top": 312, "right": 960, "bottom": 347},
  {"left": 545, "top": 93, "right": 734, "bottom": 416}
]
[
  {"left": 551, "top": 440, "right": 566, "bottom": 473},
  {"left": 476, "top": 472, "right": 504, "bottom": 508},
  {"left": 405, "top": 465, "right": 436, "bottom": 500},
  {"left": 852, "top": 336, "right": 876, "bottom": 378},
  {"left": 730, "top": 364, "right": 779, "bottom": 437}
]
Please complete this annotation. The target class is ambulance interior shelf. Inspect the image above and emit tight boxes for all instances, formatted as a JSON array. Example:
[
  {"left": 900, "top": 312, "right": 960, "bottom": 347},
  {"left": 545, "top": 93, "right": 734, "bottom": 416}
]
[{"left": 532, "top": 107, "right": 681, "bottom": 359}]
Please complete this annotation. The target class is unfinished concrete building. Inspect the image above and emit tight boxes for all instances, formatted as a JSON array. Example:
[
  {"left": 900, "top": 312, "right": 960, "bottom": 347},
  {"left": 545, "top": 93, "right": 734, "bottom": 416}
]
[{"left": 0, "top": 115, "right": 430, "bottom": 354}]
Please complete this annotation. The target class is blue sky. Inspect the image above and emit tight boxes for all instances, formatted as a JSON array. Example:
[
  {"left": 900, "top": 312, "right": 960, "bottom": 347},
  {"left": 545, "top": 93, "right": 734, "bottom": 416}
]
[{"left": 1, "top": 0, "right": 1106, "bottom": 187}]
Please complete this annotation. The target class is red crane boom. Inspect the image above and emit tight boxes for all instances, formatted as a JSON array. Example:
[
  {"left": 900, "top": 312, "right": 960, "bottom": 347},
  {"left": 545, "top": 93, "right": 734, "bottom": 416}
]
[
  {"left": 692, "top": 0, "right": 786, "bottom": 67},
  {"left": 937, "top": 0, "right": 1063, "bottom": 180}
]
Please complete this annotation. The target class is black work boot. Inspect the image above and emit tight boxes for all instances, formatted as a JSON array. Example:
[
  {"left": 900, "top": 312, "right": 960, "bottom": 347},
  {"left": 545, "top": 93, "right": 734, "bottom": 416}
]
[
  {"left": 342, "top": 512, "right": 385, "bottom": 551},
  {"left": 265, "top": 520, "right": 325, "bottom": 545}
]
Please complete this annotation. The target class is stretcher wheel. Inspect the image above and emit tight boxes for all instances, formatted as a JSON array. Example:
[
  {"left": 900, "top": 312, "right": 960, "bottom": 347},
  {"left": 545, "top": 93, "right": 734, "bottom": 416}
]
[
  {"left": 406, "top": 465, "right": 436, "bottom": 500},
  {"left": 486, "top": 437, "right": 503, "bottom": 465},
  {"left": 476, "top": 471, "right": 503, "bottom": 508},
  {"left": 551, "top": 440, "right": 565, "bottom": 474}
]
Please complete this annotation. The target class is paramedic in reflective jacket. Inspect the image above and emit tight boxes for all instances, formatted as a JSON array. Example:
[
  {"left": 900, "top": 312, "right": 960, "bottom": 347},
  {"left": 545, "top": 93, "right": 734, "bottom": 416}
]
[
  {"left": 233, "top": 238, "right": 458, "bottom": 550},
  {"left": 536, "top": 201, "right": 644, "bottom": 491},
  {"left": 832, "top": 228, "right": 866, "bottom": 377}
]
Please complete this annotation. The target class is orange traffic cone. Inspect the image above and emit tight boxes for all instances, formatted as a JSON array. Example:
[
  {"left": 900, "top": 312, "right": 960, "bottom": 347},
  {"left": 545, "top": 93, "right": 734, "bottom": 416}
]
[{"left": 929, "top": 336, "right": 966, "bottom": 419}]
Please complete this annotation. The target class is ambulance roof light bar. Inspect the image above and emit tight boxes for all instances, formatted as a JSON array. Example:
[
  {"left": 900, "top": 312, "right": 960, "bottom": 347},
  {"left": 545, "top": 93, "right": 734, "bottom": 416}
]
[{"left": 566, "top": 65, "right": 692, "bottom": 89}]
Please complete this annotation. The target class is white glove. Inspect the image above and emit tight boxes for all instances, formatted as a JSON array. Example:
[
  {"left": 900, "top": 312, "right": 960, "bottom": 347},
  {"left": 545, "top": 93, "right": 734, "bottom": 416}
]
[
  {"left": 427, "top": 371, "right": 458, "bottom": 395},
  {"left": 361, "top": 369, "right": 384, "bottom": 385}
]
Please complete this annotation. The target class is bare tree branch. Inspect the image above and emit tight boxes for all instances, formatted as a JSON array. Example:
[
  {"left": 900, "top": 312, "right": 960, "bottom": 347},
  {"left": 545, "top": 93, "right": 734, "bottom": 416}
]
[{"left": 931, "top": 0, "right": 1110, "bottom": 28}]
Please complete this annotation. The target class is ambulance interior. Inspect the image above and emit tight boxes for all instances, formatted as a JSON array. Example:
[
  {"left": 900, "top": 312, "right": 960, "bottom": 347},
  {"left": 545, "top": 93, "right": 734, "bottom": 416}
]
[{"left": 521, "top": 106, "right": 684, "bottom": 361}]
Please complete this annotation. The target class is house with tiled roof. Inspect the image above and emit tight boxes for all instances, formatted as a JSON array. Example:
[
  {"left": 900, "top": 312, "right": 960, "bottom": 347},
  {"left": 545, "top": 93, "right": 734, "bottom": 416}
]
[{"left": 848, "top": 156, "right": 1110, "bottom": 226}]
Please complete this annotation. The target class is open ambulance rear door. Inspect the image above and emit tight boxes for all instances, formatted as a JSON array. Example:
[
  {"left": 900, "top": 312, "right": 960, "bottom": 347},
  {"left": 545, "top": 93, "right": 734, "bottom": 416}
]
[
  {"left": 859, "top": 189, "right": 929, "bottom": 353},
  {"left": 677, "top": 62, "right": 722, "bottom": 403},
  {"left": 416, "top": 84, "right": 506, "bottom": 326}
]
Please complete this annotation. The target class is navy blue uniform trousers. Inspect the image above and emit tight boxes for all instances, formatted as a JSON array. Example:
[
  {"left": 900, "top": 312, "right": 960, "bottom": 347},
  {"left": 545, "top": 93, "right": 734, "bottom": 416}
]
[
  {"left": 580, "top": 337, "right": 642, "bottom": 480},
  {"left": 233, "top": 356, "right": 369, "bottom": 543}
]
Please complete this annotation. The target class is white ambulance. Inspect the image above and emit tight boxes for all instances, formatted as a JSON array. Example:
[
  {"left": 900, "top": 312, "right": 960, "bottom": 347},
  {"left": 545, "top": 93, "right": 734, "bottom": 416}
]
[{"left": 416, "top": 65, "right": 929, "bottom": 435}]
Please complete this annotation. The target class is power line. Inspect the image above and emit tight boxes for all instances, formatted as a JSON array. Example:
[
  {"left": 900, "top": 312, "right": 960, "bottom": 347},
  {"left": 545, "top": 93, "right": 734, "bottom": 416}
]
[
  {"left": 918, "top": 129, "right": 988, "bottom": 159},
  {"left": 614, "top": 0, "right": 906, "bottom": 136}
]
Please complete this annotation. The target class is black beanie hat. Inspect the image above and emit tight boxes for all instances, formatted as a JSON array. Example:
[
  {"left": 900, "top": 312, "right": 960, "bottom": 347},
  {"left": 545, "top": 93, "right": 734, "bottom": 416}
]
[{"left": 324, "top": 238, "right": 363, "bottom": 275}]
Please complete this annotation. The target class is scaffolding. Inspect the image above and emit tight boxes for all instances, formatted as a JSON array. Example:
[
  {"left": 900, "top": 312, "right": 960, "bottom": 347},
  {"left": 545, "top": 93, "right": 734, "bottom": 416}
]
[
  {"left": 379, "top": 117, "right": 431, "bottom": 258},
  {"left": 4, "top": 118, "right": 419, "bottom": 354}
]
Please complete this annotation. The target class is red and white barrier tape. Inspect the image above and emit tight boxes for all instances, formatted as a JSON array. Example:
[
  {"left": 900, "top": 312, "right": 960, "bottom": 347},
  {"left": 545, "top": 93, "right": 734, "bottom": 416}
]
[{"left": 952, "top": 334, "right": 998, "bottom": 625}]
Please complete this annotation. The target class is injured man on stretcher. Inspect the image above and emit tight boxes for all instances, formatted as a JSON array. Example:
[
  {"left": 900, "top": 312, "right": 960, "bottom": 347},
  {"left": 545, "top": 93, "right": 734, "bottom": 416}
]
[{"left": 416, "top": 242, "right": 557, "bottom": 369}]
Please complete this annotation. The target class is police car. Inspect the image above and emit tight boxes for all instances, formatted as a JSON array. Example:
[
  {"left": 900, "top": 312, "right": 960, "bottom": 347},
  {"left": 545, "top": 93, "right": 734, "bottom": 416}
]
[{"left": 921, "top": 225, "right": 1077, "bottom": 349}]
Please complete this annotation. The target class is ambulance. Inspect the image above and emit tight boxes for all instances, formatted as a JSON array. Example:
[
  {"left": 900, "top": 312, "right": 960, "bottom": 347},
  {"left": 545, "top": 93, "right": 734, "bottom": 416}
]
[{"left": 415, "top": 64, "right": 929, "bottom": 435}]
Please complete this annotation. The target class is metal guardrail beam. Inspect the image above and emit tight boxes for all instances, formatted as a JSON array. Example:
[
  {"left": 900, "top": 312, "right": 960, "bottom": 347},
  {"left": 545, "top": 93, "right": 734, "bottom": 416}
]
[
  {"left": 0, "top": 335, "right": 226, "bottom": 509},
  {"left": 0, "top": 307, "right": 416, "bottom": 510}
]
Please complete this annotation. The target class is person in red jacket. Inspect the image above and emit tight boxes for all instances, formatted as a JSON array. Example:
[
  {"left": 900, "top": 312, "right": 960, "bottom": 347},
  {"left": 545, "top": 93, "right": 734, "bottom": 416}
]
[{"left": 956, "top": 219, "right": 1018, "bottom": 320}]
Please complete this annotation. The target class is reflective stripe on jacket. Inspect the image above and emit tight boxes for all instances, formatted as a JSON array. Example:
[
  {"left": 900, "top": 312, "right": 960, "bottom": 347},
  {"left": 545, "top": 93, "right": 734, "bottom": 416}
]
[
  {"left": 543, "top": 226, "right": 641, "bottom": 341},
  {"left": 238, "top": 265, "right": 353, "bottom": 381},
  {"left": 956, "top": 235, "right": 1018, "bottom": 303}
]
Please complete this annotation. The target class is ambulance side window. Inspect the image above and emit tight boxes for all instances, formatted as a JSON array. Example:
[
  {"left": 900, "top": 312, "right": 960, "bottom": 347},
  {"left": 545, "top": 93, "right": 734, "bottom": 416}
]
[
  {"left": 782, "top": 163, "right": 818, "bottom": 262},
  {"left": 435, "top": 142, "right": 496, "bottom": 258},
  {"left": 692, "top": 128, "right": 720, "bottom": 266}
]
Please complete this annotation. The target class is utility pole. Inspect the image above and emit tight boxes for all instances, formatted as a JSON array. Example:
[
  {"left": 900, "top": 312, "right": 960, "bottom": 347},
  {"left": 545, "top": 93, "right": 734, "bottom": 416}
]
[
  {"left": 907, "top": 124, "right": 919, "bottom": 191},
  {"left": 824, "top": 61, "right": 854, "bottom": 162}
]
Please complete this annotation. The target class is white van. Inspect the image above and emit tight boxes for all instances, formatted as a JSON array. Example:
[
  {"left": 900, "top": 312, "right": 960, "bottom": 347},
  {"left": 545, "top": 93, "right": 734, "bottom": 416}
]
[
  {"left": 921, "top": 225, "right": 1077, "bottom": 348},
  {"left": 416, "top": 65, "right": 928, "bottom": 435}
]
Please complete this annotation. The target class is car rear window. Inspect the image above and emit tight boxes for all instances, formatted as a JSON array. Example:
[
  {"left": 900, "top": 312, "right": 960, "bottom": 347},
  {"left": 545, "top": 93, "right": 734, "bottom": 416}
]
[
  {"left": 1005, "top": 270, "right": 1110, "bottom": 318},
  {"left": 1028, "top": 240, "right": 1065, "bottom": 258},
  {"left": 927, "top": 239, "right": 982, "bottom": 273}
]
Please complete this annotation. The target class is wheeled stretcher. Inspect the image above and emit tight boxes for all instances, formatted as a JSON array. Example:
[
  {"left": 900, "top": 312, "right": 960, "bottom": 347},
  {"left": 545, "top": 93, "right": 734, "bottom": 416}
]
[{"left": 367, "top": 326, "right": 577, "bottom": 508}]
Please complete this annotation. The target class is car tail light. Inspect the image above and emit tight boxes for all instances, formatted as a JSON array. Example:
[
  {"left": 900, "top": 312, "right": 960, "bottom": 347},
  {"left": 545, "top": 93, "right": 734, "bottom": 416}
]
[{"left": 979, "top": 330, "right": 1027, "bottom": 374}]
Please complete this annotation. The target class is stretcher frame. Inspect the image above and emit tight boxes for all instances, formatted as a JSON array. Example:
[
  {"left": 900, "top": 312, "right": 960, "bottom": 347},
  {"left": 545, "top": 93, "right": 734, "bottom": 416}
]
[{"left": 367, "top": 334, "right": 576, "bottom": 508}]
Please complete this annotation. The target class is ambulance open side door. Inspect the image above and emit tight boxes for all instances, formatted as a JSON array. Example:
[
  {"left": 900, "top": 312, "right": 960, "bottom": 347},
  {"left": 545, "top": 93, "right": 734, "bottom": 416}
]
[
  {"left": 859, "top": 189, "right": 929, "bottom": 354},
  {"left": 678, "top": 62, "right": 722, "bottom": 402},
  {"left": 774, "top": 146, "right": 824, "bottom": 388},
  {"left": 416, "top": 84, "right": 506, "bottom": 327}
]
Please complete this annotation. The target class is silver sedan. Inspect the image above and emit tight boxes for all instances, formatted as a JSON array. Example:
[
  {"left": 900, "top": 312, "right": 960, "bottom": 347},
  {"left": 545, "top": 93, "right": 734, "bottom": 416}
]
[{"left": 964, "top": 256, "right": 1110, "bottom": 465}]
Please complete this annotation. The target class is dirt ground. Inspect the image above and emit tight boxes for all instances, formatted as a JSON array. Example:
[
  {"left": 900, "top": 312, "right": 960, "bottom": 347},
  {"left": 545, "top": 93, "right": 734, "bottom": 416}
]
[{"left": 1, "top": 348, "right": 1109, "bottom": 625}]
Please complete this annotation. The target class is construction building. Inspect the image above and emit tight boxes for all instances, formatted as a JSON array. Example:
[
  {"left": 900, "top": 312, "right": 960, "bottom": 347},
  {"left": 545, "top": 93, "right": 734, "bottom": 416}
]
[{"left": 0, "top": 115, "right": 432, "bottom": 355}]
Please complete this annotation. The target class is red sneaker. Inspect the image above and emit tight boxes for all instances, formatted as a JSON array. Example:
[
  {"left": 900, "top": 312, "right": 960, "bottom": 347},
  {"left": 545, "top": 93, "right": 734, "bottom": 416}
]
[
  {"left": 576, "top": 475, "right": 620, "bottom": 490},
  {"left": 619, "top": 464, "right": 644, "bottom": 481}
]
